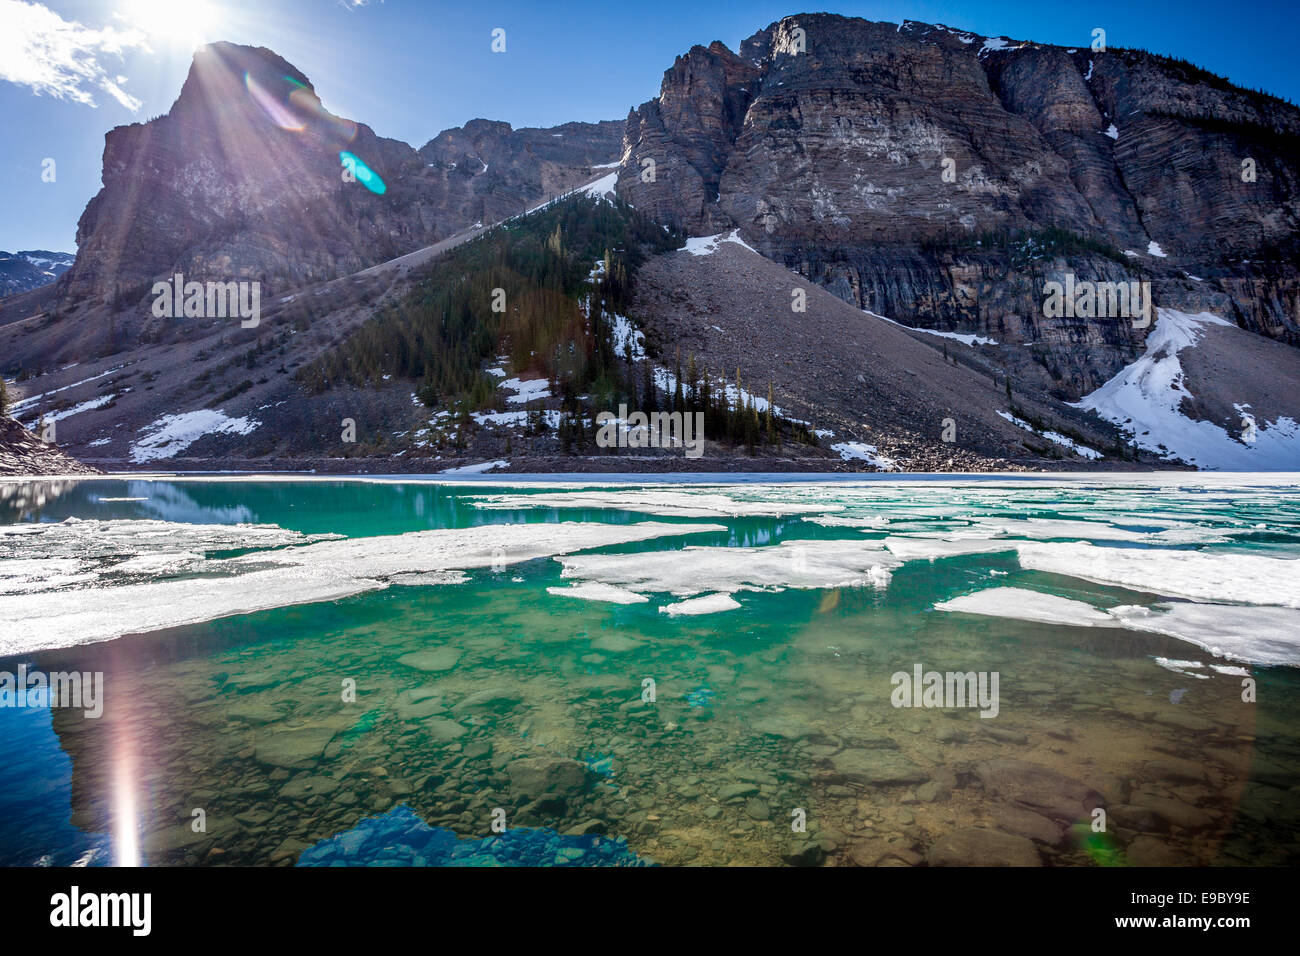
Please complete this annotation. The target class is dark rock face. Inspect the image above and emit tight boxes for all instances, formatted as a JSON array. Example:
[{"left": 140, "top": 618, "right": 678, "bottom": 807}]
[
  {"left": 0, "top": 417, "right": 100, "bottom": 476},
  {"left": 617, "top": 15, "right": 1300, "bottom": 359},
  {"left": 58, "top": 42, "right": 620, "bottom": 310},
  {"left": 418, "top": 118, "right": 623, "bottom": 228},
  {"left": 0, "top": 252, "right": 75, "bottom": 298}
]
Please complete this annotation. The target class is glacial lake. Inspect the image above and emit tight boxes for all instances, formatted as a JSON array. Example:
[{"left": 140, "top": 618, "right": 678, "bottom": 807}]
[{"left": 1, "top": 474, "right": 1298, "bottom": 867}]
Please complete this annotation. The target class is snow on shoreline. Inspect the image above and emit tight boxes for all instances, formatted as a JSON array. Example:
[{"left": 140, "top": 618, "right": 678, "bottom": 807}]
[{"left": 831, "top": 442, "right": 897, "bottom": 470}]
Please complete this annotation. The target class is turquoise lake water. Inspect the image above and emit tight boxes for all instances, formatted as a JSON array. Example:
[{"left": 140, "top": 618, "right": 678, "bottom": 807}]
[{"left": 1, "top": 475, "right": 1297, "bottom": 867}]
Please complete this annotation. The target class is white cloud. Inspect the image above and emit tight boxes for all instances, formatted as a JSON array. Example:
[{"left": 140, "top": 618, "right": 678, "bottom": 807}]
[{"left": 0, "top": 0, "right": 149, "bottom": 110}]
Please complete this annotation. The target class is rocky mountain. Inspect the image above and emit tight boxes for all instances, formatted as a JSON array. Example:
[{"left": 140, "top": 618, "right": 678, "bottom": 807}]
[
  {"left": 1, "top": 16, "right": 1296, "bottom": 472},
  {"left": 616, "top": 16, "right": 1300, "bottom": 396},
  {"left": 39, "top": 41, "right": 620, "bottom": 321},
  {"left": 0, "top": 251, "right": 74, "bottom": 297}
]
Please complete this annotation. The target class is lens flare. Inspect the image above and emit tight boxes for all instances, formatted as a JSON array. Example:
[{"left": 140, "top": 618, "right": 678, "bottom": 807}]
[
  {"left": 112, "top": 731, "right": 141, "bottom": 866},
  {"left": 244, "top": 71, "right": 304, "bottom": 131},
  {"left": 295, "top": 87, "right": 358, "bottom": 142},
  {"left": 340, "top": 151, "right": 386, "bottom": 195}
]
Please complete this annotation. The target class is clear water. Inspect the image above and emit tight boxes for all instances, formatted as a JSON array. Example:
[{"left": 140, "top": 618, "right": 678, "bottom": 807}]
[{"left": 2, "top": 476, "right": 1298, "bottom": 867}]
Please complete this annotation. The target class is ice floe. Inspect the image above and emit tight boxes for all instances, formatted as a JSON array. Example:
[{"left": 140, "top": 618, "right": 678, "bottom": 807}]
[
  {"left": 1014, "top": 541, "right": 1300, "bottom": 608},
  {"left": 660, "top": 593, "right": 742, "bottom": 616},
  {"left": 0, "top": 517, "right": 333, "bottom": 563},
  {"left": 935, "top": 587, "right": 1115, "bottom": 627},
  {"left": 936, "top": 586, "right": 1300, "bottom": 666},
  {"left": 0, "top": 521, "right": 725, "bottom": 654},
  {"left": 471, "top": 489, "right": 833, "bottom": 518},
  {"left": 546, "top": 582, "right": 649, "bottom": 604},
  {"left": 555, "top": 539, "right": 898, "bottom": 602}
]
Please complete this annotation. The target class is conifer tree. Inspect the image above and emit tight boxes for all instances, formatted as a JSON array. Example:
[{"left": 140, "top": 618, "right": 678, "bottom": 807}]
[
  {"left": 686, "top": 353, "right": 698, "bottom": 413},
  {"left": 765, "top": 382, "right": 775, "bottom": 444},
  {"left": 673, "top": 348, "right": 684, "bottom": 414},
  {"left": 642, "top": 362, "right": 657, "bottom": 413}
]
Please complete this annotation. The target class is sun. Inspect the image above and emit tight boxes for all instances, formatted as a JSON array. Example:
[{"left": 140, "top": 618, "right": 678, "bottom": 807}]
[{"left": 119, "top": 0, "right": 219, "bottom": 49}]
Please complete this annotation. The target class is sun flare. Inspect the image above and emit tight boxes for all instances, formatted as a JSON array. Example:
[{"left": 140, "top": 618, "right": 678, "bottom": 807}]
[{"left": 119, "top": 0, "right": 219, "bottom": 49}]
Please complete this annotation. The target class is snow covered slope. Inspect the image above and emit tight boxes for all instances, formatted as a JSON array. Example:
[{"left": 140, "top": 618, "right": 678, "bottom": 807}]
[{"left": 1074, "top": 309, "right": 1300, "bottom": 470}]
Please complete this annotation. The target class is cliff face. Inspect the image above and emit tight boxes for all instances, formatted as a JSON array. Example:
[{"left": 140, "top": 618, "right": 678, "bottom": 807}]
[
  {"left": 616, "top": 15, "right": 1300, "bottom": 386},
  {"left": 56, "top": 42, "right": 620, "bottom": 310},
  {"left": 418, "top": 118, "right": 624, "bottom": 227},
  {"left": 0, "top": 417, "right": 100, "bottom": 476}
]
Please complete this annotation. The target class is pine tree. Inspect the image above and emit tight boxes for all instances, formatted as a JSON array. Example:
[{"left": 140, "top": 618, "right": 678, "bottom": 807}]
[
  {"left": 642, "top": 362, "right": 657, "bottom": 413},
  {"left": 686, "top": 353, "right": 698, "bottom": 413},
  {"left": 765, "top": 381, "right": 775, "bottom": 444},
  {"left": 0, "top": 375, "right": 8, "bottom": 418},
  {"left": 699, "top": 367, "right": 712, "bottom": 436},
  {"left": 672, "top": 348, "right": 684, "bottom": 414}
]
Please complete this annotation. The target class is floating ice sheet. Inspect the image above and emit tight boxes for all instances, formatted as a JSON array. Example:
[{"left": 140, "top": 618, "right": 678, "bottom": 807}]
[
  {"left": 556, "top": 539, "right": 897, "bottom": 598},
  {"left": 0, "top": 521, "right": 724, "bottom": 654},
  {"left": 471, "top": 489, "right": 833, "bottom": 518},
  {"left": 935, "top": 586, "right": 1300, "bottom": 666},
  {"left": 935, "top": 587, "right": 1115, "bottom": 627},
  {"left": 660, "top": 593, "right": 742, "bottom": 616},
  {"left": 0, "top": 517, "right": 329, "bottom": 562},
  {"left": 1015, "top": 541, "right": 1300, "bottom": 608},
  {"left": 546, "top": 582, "right": 649, "bottom": 605}
]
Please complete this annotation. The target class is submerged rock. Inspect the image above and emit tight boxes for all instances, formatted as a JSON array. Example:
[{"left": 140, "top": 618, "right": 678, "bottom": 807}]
[
  {"left": 990, "top": 804, "right": 1068, "bottom": 846},
  {"left": 1124, "top": 835, "right": 1187, "bottom": 866},
  {"left": 253, "top": 726, "right": 338, "bottom": 769},
  {"left": 973, "top": 758, "right": 1103, "bottom": 822},
  {"left": 1128, "top": 794, "right": 1217, "bottom": 831},
  {"left": 782, "top": 840, "right": 826, "bottom": 867},
  {"left": 298, "top": 806, "right": 649, "bottom": 867},
  {"left": 397, "top": 647, "right": 462, "bottom": 673},
  {"left": 508, "top": 756, "right": 592, "bottom": 804},
  {"left": 830, "top": 749, "right": 927, "bottom": 787},
  {"left": 926, "top": 828, "right": 1042, "bottom": 867},
  {"left": 423, "top": 718, "right": 470, "bottom": 744}
]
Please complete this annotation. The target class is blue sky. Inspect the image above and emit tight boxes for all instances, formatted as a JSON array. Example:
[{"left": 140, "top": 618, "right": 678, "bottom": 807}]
[{"left": 3, "top": 0, "right": 1298, "bottom": 252}]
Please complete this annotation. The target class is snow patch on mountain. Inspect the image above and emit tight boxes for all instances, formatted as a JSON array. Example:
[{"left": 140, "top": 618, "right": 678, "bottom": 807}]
[
  {"left": 1072, "top": 309, "right": 1300, "bottom": 470},
  {"left": 131, "top": 409, "right": 261, "bottom": 463}
]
